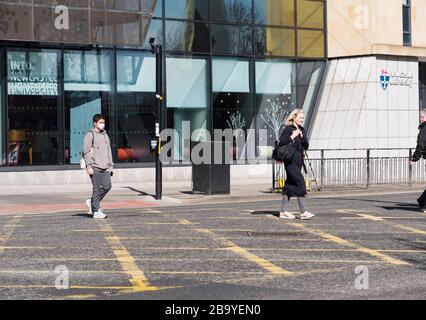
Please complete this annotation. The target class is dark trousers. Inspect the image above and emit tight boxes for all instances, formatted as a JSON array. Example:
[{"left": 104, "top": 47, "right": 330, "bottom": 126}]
[
  {"left": 90, "top": 168, "right": 112, "bottom": 212},
  {"left": 420, "top": 189, "right": 426, "bottom": 203}
]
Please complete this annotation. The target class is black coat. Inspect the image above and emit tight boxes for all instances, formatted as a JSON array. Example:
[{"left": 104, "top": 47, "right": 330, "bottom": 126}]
[
  {"left": 278, "top": 125, "right": 310, "bottom": 198},
  {"left": 413, "top": 122, "right": 426, "bottom": 162}
]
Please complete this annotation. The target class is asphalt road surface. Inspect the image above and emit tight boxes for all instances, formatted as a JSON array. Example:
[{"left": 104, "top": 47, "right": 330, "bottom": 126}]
[{"left": 0, "top": 192, "right": 425, "bottom": 300}]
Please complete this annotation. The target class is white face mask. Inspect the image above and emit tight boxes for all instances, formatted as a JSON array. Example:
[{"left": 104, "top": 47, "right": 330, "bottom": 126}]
[{"left": 97, "top": 123, "right": 106, "bottom": 131}]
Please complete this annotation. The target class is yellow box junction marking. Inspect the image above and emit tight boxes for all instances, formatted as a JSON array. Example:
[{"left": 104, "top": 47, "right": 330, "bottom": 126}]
[
  {"left": 180, "top": 219, "right": 293, "bottom": 276},
  {"left": 337, "top": 209, "right": 426, "bottom": 236},
  {"left": 0, "top": 216, "right": 22, "bottom": 256},
  {"left": 286, "top": 222, "right": 409, "bottom": 266},
  {"left": 96, "top": 220, "right": 159, "bottom": 293}
]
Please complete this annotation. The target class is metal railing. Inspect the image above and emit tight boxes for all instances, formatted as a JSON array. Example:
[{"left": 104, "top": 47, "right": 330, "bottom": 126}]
[{"left": 273, "top": 148, "right": 426, "bottom": 191}]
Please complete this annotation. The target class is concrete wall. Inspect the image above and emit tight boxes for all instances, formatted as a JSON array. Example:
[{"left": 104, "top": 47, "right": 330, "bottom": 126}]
[
  {"left": 309, "top": 55, "right": 419, "bottom": 157},
  {"left": 0, "top": 164, "right": 273, "bottom": 187},
  {"left": 327, "top": 0, "right": 426, "bottom": 58}
]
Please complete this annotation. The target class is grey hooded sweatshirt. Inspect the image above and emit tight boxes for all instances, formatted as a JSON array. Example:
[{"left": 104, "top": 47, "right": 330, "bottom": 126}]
[{"left": 83, "top": 129, "right": 114, "bottom": 171}]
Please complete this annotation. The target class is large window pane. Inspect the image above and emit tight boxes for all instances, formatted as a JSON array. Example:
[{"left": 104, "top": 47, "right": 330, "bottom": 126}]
[
  {"left": 117, "top": 51, "right": 156, "bottom": 163},
  {"left": 166, "top": 20, "right": 210, "bottom": 53},
  {"left": 64, "top": 50, "right": 113, "bottom": 165},
  {"left": 165, "top": 0, "right": 209, "bottom": 20},
  {"left": 256, "top": 27, "right": 295, "bottom": 57},
  {"left": 255, "top": 59, "right": 296, "bottom": 152},
  {"left": 145, "top": 0, "right": 163, "bottom": 17},
  {"left": 297, "top": 29, "right": 325, "bottom": 58},
  {"left": 211, "top": 24, "right": 252, "bottom": 55},
  {"left": 7, "top": 49, "right": 62, "bottom": 166},
  {"left": 297, "top": 0, "right": 324, "bottom": 29},
  {"left": 90, "top": 10, "right": 144, "bottom": 46},
  {"left": 420, "top": 62, "right": 426, "bottom": 112},
  {"left": 0, "top": 1, "right": 163, "bottom": 44},
  {"left": 142, "top": 18, "right": 164, "bottom": 49},
  {"left": 166, "top": 56, "right": 209, "bottom": 161},
  {"left": 297, "top": 60, "right": 326, "bottom": 125},
  {"left": 102, "top": 0, "right": 161, "bottom": 15},
  {"left": 212, "top": 0, "right": 253, "bottom": 24},
  {"left": 254, "top": 0, "right": 295, "bottom": 26},
  {"left": 34, "top": 7, "right": 89, "bottom": 43},
  {"left": 212, "top": 57, "right": 253, "bottom": 160},
  {"left": 403, "top": 6, "right": 410, "bottom": 32},
  {"left": 0, "top": 48, "right": 5, "bottom": 165}
]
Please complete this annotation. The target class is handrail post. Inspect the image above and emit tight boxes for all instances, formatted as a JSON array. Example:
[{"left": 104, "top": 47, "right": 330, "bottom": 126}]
[
  {"left": 320, "top": 149, "right": 325, "bottom": 191},
  {"left": 272, "top": 160, "right": 276, "bottom": 192},
  {"left": 409, "top": 148, "right": 413, "bottom": 187},
  {"left": 366, "top": 149, "right": 371, "bottom": 188}
]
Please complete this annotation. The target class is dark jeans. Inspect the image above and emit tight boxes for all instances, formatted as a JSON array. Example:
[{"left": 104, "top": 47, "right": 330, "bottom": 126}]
[
  {"left": 419, "top": 189, "right": 426, "bottom": 203},
  {"left": 90, "top": 168, "right": 112, "bottom": 212}
]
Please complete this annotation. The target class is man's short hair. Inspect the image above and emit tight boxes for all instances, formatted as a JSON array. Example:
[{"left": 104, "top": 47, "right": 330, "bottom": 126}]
[{"left": 93, "top": 114, "right": 106, "bottom": 123}]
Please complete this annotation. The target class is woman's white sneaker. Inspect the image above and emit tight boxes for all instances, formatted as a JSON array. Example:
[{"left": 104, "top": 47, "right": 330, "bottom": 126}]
[
  {"left": 299, "top": 212, "right": 315, "bottom": 220},
  {"left": 279, "top": 212, "right": 296, "bottom": 220},
  {"left": 93, "top": 211, "right": 107, "bottom": 219}
]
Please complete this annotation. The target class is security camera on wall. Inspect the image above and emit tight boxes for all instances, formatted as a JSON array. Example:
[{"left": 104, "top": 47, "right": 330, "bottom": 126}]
[{"left": 149, "top": 38, "right": 156, "bottom": 54}]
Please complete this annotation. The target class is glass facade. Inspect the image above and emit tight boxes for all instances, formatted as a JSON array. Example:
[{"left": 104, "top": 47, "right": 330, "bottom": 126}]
[
  {"left": 7, "top": 49, "right": 62, "bottom": 166},
  {"left": 421, "top": 62, "right": 426, "bottom": 112},
  {"left": 64, "top": 49, "right": 114, "bottom": 165},
  {"left": 0, "top": 0, "right": 326, "bottom": 167},
  {"left": 403, "top": 0, "right": 411, "bottom": 46}
]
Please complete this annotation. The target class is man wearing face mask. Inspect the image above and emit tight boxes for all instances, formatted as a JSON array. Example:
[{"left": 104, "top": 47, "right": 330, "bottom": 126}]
[{"left": 83, "top": 114, "right": 114, "bottom": 219}]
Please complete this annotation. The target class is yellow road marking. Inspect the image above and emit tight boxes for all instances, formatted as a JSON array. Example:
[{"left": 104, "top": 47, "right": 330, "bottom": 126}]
[
  {"left": 219, "top": 268, "right": 347, "bottom": 285},
  {"left": 0, "top": 285, "right": 59, "bottom": 289},
  {"left": 337, "top": 209, "right": 379, "bottom": 213},
  {"left": 96, "top": 220, "right": 158, "bottom": 293},
  {"left": 390, "top": 224, "right": 426, "bottom": 236},
  {"left": 149, "top": 271, "right": 265, "bottom": 275},
  {"left": 286, "top": 222, "right": 409, "bottom": 266},
  {"left": 180, "top": 219, "right": 293, "bottom": 276},
  {"left": 118, "top": 236, "right": 206, "bottom": 239},
  {"left": 342, "top": 217, "right": 426, "bottom": 220},
  {"left": 1, "top": 246, "right": 59, "bottom": 250},
  {"left": 0, "top": 270, "right": 128, "bottom": 275},
  {"left": 0, "top": 285, "right": 127, "bottom": 289},
  {"left": 275, "top": 259, "right": 386, "bottom": 264},
  {"left": 0, "top": 216, "right": 22, "bottom": 256},
  {"left": 338, "top": 210, "right": 426, "bottom": 236},
  {"left": 71, "top": 285, "right": 136, "bottom": 290},
  {"left": 380, "top": 249, "right": 426, "bottom": 253}
]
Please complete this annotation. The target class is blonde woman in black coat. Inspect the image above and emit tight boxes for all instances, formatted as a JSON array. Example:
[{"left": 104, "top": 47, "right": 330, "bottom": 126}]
[{"left": 278, "top": 109, "right": 315, "bottom": 220}]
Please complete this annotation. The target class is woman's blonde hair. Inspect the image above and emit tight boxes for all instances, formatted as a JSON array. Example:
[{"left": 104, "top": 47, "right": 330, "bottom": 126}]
[{"left": 285, "top": 109, "right": 304, "bottom": 126}]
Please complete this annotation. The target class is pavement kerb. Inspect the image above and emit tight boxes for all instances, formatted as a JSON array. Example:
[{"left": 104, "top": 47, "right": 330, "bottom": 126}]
[{"left": 171, "top": 186, "right": 426, "bottom": 206}]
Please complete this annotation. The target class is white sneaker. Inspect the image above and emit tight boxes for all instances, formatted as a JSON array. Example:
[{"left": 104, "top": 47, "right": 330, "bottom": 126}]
[
  {"left": 279, "top": 212, "right": 296, "bottom": 220},
  {"left": 299, "top": 212, "right": 315, "bottom": 220},
  {"left": 93, "top": 211, "right": 107, "bottom": 219},
  {"left": 86, "top": 199, "right": 93, "bottom": 215}
]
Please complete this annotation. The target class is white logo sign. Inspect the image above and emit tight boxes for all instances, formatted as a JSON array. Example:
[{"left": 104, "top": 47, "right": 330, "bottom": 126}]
[
  {"left": 354, "top": 265, "right": 369, "bottom": 290},
  {"left": 8, "top": 60, "right": 58, "bottom": 96},
  {"left": 55, "top": 5, "right": 70, "bottom": 30},
  {"left": 380, "top": 69, "right": 414, "bottom": 90},
  {"left": 55, "top": 265, "right": 70, "bottom": 290}
]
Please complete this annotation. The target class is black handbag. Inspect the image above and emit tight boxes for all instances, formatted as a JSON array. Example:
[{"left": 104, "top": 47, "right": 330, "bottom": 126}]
[{"left": 273, "top": 141, "right": 295, "bottom": 162}]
